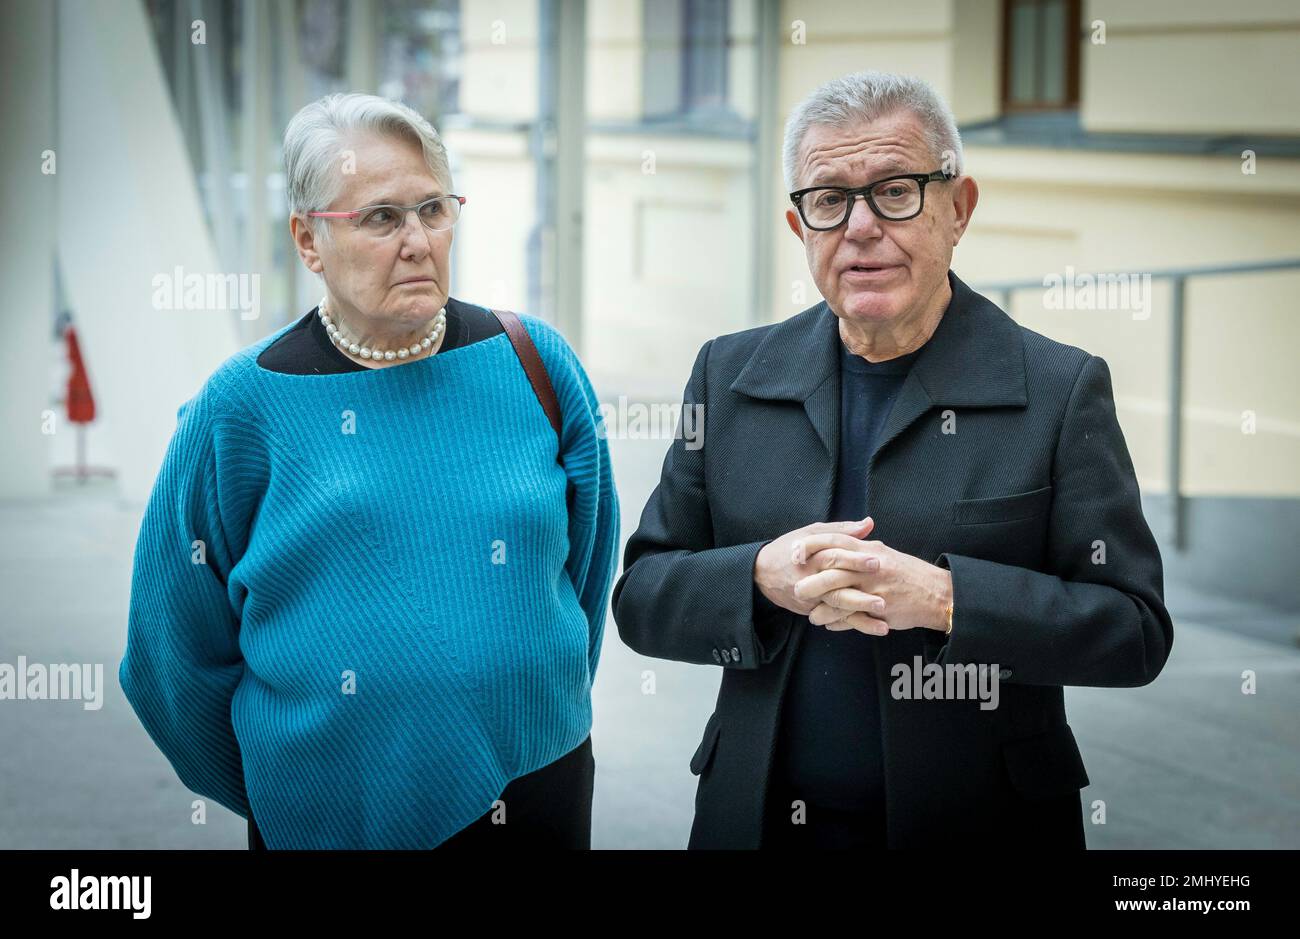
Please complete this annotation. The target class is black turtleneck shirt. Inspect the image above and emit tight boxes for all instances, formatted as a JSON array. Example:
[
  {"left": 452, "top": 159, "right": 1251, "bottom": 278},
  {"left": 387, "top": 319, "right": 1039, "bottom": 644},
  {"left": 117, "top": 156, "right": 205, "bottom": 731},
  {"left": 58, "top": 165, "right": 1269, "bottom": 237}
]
[{"left": 761, "top": 336, "right": 924, "bottom": 847}]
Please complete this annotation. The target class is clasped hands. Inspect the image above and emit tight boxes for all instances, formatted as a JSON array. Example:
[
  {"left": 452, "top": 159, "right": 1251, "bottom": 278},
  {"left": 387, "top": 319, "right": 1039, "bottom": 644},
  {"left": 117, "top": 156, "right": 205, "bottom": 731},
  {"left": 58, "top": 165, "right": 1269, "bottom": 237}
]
[{"left": 753, "top": 517, "right": 953, "bottom": 636}]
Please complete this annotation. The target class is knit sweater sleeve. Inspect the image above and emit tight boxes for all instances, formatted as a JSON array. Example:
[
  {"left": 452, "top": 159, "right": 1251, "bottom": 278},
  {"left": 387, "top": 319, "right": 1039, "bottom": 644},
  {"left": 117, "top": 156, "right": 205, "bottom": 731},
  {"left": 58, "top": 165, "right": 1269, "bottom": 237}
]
[
  {"left": 119, "top": 377, "right": 252, "bottom": 819},
  {"left": 521, "top": 315, "right": 621, "bottom": 686}
]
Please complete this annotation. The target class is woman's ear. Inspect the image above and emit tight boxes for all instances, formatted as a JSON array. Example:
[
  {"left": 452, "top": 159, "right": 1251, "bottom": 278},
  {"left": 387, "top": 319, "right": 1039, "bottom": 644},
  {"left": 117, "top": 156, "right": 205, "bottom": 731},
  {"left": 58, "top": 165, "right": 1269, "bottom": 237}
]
[{"left": 290, "top": 215, "right": 325, "bottom": 274}]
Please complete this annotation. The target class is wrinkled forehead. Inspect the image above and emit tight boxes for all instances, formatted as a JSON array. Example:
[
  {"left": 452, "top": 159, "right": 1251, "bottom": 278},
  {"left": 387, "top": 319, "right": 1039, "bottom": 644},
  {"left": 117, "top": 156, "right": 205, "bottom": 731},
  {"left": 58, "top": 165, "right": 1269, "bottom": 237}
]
[
  {"left": 796, "top": 113, "right": 934, "bottom": 188},
  {"left": 333, "top": 131, "right": 447, "bottom": 206}
]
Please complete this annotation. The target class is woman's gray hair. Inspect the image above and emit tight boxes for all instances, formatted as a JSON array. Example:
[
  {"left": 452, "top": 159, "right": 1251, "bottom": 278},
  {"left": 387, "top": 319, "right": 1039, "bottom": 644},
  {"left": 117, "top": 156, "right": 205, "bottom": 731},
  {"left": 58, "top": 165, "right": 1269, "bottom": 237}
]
[
  {"left": 782, "top": 71, "right": 963, "bottom": 191},
  {"left": 283, "top": 92, "right": 453, "bottom": 243}
]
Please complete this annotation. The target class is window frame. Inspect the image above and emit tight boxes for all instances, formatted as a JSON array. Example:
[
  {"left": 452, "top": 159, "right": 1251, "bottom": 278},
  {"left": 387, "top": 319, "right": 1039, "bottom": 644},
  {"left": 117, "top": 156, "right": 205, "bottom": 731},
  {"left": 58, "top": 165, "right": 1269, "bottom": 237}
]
[{"left": 1000, "top": 0, "right": 1082, "bottom": 113}]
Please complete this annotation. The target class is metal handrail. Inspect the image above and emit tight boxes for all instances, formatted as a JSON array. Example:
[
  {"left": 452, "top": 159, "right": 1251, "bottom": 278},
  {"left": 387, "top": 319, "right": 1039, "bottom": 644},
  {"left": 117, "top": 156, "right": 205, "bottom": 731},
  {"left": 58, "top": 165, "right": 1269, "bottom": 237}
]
[{"left": 973, "top": 257, "right": 1300, "bottom": 551}]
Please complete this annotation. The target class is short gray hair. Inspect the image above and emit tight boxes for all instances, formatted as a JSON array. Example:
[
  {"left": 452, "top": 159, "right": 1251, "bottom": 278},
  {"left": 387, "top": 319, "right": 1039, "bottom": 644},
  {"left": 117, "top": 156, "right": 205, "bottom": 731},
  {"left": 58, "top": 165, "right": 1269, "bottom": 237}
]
[
  {"left": 283, "top": 92, "right": 453, "bottom": 243},
  {"left": 782, "top": 71, "right": 963, "bottom": 191}
]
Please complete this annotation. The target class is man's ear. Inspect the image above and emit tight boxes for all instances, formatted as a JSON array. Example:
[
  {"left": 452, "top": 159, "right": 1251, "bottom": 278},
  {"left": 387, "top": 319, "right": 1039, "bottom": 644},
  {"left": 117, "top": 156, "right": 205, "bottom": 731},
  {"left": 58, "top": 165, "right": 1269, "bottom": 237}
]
[
  {"left": 950, "top": 175, "right": 979, "bottom": 245},
  {"left": 290, "top": 215, "right": 325, "bottom": 274},
  {"left": 785, "top": 208, "right": 805, "bottom": 242}
]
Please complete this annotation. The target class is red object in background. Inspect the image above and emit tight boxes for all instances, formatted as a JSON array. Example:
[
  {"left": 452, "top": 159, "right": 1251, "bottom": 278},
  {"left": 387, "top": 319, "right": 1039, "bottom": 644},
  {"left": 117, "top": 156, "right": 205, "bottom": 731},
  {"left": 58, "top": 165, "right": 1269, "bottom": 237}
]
[
  {"left": 65, "top": 325, "right": 95, "bottom": 424},
  {"left": 53, "top": 322, "right": 112, "bottom": 485}
]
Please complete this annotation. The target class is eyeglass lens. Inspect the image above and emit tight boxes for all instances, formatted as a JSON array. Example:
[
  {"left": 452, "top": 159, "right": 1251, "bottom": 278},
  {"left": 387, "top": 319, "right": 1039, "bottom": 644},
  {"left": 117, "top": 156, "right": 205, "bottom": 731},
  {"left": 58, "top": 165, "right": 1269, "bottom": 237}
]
[
  {"left": 803, "top": 178, "right": 922, "bottom": 227},
  {"left": 358, "top": 197, "right": 460, "bottom": 236}
]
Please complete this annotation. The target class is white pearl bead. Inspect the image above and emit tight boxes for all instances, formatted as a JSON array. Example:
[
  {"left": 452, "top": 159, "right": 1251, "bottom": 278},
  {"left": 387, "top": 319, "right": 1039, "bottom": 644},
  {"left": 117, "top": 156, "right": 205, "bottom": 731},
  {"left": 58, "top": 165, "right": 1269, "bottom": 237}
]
[{"left": 321, "top": 300, "right": 451, "bottom": 362}]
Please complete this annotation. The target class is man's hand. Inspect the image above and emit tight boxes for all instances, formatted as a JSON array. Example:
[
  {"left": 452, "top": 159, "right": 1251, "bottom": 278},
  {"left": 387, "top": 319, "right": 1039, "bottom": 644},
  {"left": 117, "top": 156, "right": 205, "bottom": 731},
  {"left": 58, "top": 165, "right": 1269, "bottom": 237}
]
[
  {"left": 754, "top": 517, "right": 884, "bottom": 621},
  {"left": 793, "top": 535, "right": 953, "bottom": 636}
]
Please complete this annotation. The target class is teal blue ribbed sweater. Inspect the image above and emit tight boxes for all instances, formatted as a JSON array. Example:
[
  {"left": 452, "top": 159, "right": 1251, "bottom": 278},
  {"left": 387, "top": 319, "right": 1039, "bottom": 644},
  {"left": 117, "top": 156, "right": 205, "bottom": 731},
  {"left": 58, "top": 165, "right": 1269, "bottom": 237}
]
[{"left": 119, "top": 309, "right": 620, "bottom": 848}]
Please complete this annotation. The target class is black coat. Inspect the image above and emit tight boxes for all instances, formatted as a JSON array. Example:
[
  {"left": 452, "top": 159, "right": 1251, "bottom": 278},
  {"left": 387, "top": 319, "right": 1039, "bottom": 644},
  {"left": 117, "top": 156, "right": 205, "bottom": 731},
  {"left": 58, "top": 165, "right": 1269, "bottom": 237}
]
[{"left": 611, "top": 270, "right": 1173, "bottom": 849}]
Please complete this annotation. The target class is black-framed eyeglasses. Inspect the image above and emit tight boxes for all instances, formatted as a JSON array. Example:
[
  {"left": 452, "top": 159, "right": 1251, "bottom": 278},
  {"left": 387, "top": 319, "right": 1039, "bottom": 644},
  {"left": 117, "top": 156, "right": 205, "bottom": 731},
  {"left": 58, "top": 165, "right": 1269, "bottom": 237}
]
[{"left": 789, "top": 170, "right": 955, "bottom": 229}]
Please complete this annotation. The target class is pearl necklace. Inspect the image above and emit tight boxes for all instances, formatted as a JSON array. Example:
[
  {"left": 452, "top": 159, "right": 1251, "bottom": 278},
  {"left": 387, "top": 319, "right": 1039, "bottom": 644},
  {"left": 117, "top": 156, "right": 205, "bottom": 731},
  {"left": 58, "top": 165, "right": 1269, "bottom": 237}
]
[{"left": 317, "top": 296, "right": 447, "bottom": 362}]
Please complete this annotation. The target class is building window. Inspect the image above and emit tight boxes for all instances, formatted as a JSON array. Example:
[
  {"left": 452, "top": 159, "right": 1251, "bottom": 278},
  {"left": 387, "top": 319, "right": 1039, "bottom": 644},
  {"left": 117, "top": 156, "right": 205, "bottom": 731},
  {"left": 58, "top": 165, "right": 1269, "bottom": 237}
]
[
  {"left": 1001, "top": 0, "right": 1080, "bottom": 111},
  {"left": 643, "top": 0, "right": 731, "bottom": 122},
  {"left": 378, "top": 0, "right": 461, "bottom": 118}
]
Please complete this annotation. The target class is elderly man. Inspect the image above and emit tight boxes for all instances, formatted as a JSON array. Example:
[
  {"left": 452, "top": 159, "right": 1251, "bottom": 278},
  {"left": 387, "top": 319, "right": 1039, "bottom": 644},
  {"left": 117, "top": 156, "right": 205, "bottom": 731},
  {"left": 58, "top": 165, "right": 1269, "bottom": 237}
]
[{"left": 612, "top": 71, "right": 1173, "bottom": 850}]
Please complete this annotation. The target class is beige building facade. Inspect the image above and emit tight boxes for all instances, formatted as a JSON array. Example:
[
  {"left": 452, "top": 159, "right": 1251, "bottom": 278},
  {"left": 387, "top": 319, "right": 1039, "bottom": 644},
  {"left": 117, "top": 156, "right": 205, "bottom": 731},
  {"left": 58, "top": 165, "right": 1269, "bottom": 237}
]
[{"left": 445, "top": 0, "right": 1299, "bottom": 608}]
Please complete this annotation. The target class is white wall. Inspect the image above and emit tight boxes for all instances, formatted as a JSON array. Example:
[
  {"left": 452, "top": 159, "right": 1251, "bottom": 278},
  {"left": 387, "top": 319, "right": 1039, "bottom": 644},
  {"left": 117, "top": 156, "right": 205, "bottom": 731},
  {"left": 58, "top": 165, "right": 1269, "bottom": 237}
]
[
  {"left": 0, "top": 0, "right": 56, "bottom": 500},
  {"left": 56, "top": 0, "right": 240, "bottom": 504}
]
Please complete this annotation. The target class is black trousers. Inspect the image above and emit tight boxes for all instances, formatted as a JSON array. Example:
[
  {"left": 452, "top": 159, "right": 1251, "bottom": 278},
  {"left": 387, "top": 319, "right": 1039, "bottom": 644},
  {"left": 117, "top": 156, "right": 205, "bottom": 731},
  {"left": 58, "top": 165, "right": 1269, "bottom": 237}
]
[{"left": 248, "top": 734, "right": 594, "bottom": 850}]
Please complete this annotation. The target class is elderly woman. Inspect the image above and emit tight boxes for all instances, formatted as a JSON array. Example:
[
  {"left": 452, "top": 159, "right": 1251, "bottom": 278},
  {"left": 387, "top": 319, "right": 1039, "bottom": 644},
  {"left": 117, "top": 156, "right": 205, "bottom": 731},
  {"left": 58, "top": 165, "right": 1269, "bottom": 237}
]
[{"left": 119, "top": 93, "right": 619, "bottom": 849}]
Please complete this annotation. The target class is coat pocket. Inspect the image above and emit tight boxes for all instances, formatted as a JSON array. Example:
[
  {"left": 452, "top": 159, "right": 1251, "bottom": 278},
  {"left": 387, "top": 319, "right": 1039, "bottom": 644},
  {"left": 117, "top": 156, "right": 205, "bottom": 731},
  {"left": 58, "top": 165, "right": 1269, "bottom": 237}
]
[
  {"left": 1001, "top": 722, "right": 1090, "bottom": 799},
  {"left": 689, "top": 711, "right": 722, "bottom": 776},
  {"left": 953, "top": 484, "right": 1053, "bottom": 526}
]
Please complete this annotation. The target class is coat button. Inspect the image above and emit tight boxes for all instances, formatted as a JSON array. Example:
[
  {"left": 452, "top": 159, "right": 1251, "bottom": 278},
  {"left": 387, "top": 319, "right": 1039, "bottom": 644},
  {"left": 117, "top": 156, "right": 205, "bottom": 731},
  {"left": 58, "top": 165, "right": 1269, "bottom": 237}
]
[
  {"left": 721, "top": 648, "right": 732, "bottom": 663},
  {"left": 999, "top": 667, "right": 1012, "bottom": 679},
  {"left": 730, "top": 646, "right": 741, "bottom": 662},
  {"left": 712, "top": 648, "right": 722, "bottom": 663}
]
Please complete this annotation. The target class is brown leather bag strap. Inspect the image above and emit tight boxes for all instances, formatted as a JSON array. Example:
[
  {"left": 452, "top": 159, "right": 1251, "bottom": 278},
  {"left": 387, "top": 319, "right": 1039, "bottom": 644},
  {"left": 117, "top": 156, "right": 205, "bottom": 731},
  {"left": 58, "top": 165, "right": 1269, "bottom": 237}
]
[{"left": 491, "top": 308, "right": 563, "bottom": 439}]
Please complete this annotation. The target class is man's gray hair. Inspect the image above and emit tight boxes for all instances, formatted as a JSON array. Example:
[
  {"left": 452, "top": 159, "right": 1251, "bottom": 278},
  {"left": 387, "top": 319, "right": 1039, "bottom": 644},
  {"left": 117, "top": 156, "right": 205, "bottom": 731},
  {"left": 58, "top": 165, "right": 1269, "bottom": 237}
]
[
  {"left": 782, "top": 71, "right": 963, "bottom": 191},
  {"left": 283, "top": 92, "right": 453, "bottom": 243}
]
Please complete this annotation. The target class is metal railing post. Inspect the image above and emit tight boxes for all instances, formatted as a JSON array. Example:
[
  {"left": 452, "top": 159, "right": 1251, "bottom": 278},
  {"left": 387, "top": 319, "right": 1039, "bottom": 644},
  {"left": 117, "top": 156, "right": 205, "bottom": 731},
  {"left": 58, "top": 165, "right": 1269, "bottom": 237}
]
[
  {"left": 972, "top": 258, "right": 1300, "bottom": 553},
  {"left": 1169, "top": 275, "right": 1186, "bottom": 551}
]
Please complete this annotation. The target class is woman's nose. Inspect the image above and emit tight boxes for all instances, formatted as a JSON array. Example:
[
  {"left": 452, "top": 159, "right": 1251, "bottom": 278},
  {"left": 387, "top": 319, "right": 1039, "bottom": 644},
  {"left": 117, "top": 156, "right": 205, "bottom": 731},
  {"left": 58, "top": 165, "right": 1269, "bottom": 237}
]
[{"left": 397, "top": 214, "right": 432, "bottom": 258}]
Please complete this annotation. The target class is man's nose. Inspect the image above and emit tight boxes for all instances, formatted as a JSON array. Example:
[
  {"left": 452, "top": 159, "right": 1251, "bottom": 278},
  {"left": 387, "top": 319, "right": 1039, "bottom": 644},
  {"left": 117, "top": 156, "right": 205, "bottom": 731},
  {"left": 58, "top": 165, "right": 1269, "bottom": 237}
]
[{"left": 843, "top": 193, "right": 883, "bottom": 240}]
